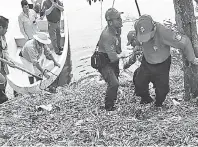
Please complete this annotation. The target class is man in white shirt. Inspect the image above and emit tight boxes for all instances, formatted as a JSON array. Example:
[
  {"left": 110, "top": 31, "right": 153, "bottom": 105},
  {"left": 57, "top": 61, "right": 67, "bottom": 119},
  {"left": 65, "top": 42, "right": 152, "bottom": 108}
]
[{"left": 18, "top": 0, "right": 39, "bottom": 40}]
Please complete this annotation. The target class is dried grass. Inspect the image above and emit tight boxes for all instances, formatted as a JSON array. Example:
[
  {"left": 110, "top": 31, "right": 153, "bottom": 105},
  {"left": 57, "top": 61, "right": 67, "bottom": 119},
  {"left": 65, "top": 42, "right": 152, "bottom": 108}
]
[{"left": 1, "top": 49, "right": 198, "bottom": 146}]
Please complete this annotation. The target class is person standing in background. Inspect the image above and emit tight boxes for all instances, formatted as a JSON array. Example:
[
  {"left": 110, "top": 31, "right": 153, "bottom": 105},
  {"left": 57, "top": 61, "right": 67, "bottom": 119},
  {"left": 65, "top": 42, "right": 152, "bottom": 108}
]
[
  {"left": 31, "top": 0, "right": 43, "bottom": 14},
  {"left": 40, "top": 0, "right": 64, "bottom": 55},
  {"left": 18, "top": 0, "right": 39, "bottom": 40}
]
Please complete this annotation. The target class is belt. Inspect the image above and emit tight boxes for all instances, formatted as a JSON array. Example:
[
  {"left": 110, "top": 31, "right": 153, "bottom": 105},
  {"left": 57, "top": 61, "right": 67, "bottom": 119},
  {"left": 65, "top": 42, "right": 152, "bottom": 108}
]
[{"left": 48, "top": 20, "right": 60, "bottom": 23}]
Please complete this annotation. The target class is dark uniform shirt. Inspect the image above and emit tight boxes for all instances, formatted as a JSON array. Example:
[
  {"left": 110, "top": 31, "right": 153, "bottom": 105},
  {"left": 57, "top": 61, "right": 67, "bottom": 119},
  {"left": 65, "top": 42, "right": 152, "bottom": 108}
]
[
  {"left": 98, "top": 26, "right": 122, "bottom": 63},
  {"left": 142, "top": 23, "right": 195, "bottom": 64}
]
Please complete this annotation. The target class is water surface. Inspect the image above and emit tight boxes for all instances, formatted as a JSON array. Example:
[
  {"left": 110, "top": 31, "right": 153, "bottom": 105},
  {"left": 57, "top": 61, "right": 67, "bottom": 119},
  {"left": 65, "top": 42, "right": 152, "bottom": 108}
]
[{"left": 1, "top": 0, "right": 197, "bottom": 87}]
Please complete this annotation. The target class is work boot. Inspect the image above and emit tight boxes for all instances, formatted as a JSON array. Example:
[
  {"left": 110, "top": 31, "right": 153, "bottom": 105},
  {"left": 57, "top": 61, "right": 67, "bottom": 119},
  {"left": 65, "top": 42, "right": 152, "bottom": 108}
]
[
  {"left": 154, "top": 95, "right": 166, "bottom": 107},
  {"left": 55, "top": 51, "right": 62, "bottom": 55},
  {"left": 105, "top": 99, "right": 116, "bottom": 111},
  {"left": 105, "top": 106, "right": 116, "bottom": 111},
  {"left": 140, "top": 96, "right": 154, "bottom": 104},
  {"left": 28, "top": 77, "right": 34, "bottom": 84},
  {"left": 59, "top": 47, "right": 63, "bottom": 51},
  {"left": 14, "top": 91, "right": 19, "bottom": 97},
  {"left": 154, "top": 102, "right": 163, "bottom": 107},
  {"left": 0, "top": 90, "right": 8, "bottom": 104},
  {"left": 48, "top": 86, "right": 57, "bottom": 93}
]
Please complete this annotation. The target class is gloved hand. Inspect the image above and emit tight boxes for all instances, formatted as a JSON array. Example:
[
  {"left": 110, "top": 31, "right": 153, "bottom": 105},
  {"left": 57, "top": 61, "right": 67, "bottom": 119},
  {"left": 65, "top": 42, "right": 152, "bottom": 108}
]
[
  {"left": 123, "top": 62, "right": 131, "bottom": 69},
  {"left": 117, "top": 52, "right": 126, "bottom": 59},
  {"left": 43, "top": 71, "right": 50, "bottom": 79},
  {"left": 54, "top": 62, "right": 61, "bottom": 68},
  {"left": 123, "top": 54, "right": 136, "bottom": 70},
  {"left": 192, "top": 58, "right": 198, "bottom": 65},
  {"left": 7, "top": 59, "right": 15, "bottom": 68},
  {"left": 123, "top": 51, "right": 142, "bottom": 69}
]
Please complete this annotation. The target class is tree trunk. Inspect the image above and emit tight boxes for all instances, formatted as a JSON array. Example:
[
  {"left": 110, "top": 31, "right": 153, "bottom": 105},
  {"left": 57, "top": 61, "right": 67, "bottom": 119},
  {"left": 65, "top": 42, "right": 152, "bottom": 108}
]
[{"left": 173, "top": 0, "right": 198, "bottom": 100}]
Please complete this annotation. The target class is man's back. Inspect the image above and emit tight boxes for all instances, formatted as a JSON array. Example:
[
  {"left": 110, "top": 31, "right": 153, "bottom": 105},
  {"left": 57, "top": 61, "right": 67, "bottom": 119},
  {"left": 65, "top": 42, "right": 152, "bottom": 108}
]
[{"left": 22, "top": 39, "right": 40, "bottom": 63}]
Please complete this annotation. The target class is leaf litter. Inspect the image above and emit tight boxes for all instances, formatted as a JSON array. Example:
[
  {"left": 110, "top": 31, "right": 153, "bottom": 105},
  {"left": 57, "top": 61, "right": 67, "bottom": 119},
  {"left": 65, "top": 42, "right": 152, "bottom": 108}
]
[{"left": 1, "top": 49, "right": 198, "bottom": 146}]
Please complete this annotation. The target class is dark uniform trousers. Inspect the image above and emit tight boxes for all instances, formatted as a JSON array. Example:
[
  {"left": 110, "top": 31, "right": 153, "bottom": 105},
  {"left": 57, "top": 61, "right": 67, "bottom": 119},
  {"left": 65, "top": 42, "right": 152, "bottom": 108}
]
[
  {"left": 48, "top": 21, "right": 61, "bottom": 54},
  {"left": 133, "top": 55, "right": 171, "bottom": 105},
  {"left": 99, "top": 60, "right": 119, "bottom": 109},
  {"left": 0, "top": 68, "right": 8, "bottom": 103}
]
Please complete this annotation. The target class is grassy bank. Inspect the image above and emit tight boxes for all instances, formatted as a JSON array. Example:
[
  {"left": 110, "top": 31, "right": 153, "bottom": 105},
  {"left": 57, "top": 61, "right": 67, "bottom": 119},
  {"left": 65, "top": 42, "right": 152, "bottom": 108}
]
[{"left": 1, "top": 50, "right": 198, "bottom": 146}]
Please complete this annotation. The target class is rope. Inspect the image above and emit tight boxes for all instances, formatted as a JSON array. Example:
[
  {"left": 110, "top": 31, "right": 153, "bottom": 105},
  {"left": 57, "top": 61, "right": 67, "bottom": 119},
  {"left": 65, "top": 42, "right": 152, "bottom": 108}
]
[
  {"left": 39, "top": 69, "right": 58, "bottom": 91},
  {"left": 112, "top": 0, "right": 116, "bottom": 8},
  {"left": 119, "top": 57, "right": 132, "bottom": 74},
  {"left": 100, "top": 0, "right": 103, "bottom": 30},
  {"left": 119, "top": 53, "right": 142, "bottom": 75},
  {"left": 135, "top": 0, "right": 141, "bottom": 17}
]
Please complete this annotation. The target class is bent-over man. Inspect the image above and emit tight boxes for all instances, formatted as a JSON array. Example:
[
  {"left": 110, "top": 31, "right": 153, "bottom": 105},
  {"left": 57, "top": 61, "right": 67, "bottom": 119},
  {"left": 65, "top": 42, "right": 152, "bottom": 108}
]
[
  {"left": 133, "top": 15, "right": 198, "bottom": 107},
  {"left": 20, "top": 32, "right": 60, "bottom": 92}
]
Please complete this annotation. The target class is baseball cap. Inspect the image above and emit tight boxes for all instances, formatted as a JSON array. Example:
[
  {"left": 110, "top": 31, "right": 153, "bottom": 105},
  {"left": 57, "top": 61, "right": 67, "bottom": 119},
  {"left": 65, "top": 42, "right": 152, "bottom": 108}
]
[
  {"left": 105, "top": 8, "right": 124, "bottom": 21},
  {"left": 127, "top": 30, "right": 136, "bottom": 46},
  {"left": 0, "top": 16, "right": 9, "bottom": 28},
  {"left": 135, "top": 15, "right": 155, "bottom": 42}
]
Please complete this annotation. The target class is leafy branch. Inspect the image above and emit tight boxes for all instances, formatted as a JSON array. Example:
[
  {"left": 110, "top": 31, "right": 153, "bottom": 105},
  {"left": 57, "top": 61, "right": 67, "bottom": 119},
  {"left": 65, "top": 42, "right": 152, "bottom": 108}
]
[{"left": 87, "top": 0, "right": 103, "bottom": 5}]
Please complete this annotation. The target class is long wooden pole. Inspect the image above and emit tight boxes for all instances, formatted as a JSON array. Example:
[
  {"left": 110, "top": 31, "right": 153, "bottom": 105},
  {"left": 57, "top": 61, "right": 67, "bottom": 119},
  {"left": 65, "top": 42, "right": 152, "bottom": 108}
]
[
  {"left": 112, "top": 0, "right": 115, "bottom": 8},
  {"left": 0, "top": 58, "right": 43, "bottom": 80},
  {"left": 135, "top": 0, "right": 141, "bottom": 17}
]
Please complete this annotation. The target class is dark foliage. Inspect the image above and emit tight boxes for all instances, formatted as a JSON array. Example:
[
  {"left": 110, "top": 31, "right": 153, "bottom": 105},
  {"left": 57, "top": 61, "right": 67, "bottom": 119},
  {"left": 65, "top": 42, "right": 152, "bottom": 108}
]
[{"left": 87, "top": 0, "right": 103, "bottom": 5}]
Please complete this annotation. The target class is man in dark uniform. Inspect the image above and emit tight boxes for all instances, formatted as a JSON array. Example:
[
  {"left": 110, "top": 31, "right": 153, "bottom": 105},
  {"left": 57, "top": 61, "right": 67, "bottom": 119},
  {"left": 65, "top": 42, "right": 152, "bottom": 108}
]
[
  {"left": 132, "top": 15, "right": 198, "bottom": 107},
  {"left": 126, "top": 30, "right": 140, "bottom": 47},
  {"left": 98, "top": 8, "right": 124, "bottom": 111}
]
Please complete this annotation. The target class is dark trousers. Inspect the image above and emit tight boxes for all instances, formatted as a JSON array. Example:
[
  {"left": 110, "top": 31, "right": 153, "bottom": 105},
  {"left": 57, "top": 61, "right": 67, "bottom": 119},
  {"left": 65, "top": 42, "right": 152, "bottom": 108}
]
[
  {"left": 0, "top": 75, "right": 18, "bottom": 98},
  {"left": 99, "top": 60, "right": 120, "bottom": 108},
  {"left": 48, "top": 21, "right": 61, "bottom": 53},
  {"left": 0, "top": 89, "right": 8, "bottom": 104},
  {"left": 133, "top": 56, "right": 171, "bottom": 105},
  {"left": 0, "top": 71, "right": 8, "bottom": 103}
]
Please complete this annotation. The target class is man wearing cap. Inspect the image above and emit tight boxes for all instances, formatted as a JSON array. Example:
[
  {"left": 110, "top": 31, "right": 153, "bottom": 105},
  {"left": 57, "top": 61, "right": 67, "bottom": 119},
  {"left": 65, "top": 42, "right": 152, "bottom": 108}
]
[
  {"left": 124, "top": 30, "right": 142, "bottom": 69},
  {"left": 133, "top": 14, "right": 198, "bottom": 107},
  {"left": 20, "top": 32, "right": 60, "bottom": 86},
  {"left": 97, "top": 8, "right": 124, "bottom": 111}
]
